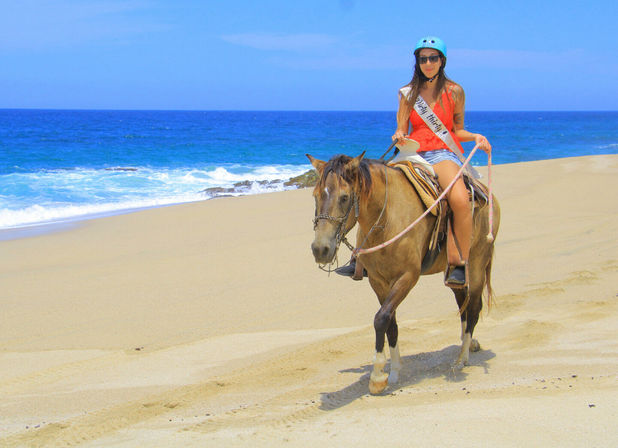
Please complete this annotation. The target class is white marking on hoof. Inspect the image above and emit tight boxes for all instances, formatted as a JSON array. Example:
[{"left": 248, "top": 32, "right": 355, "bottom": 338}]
[
  {"left": 388, "top": 370, "right": 399, "bottom": 385},
  {"left": 453, "top": 333, "right": 472, "bottom": 370},
  {"left": 369, "top": 374, "right": 388, "bottom": 394},
  {"left": 388, "top": 343, "right": 401, "bottom": 386},
  {"left": 373, "top": 350, "right": 387, "bottom": 368},
  {"left": 369, "top": 351, "right": 388, "bottom": 394}
]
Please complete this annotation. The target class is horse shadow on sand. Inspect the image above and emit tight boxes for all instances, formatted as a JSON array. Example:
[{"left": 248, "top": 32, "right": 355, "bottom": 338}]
[{"left": 318, "top": 345, "right": 495, "bottom": 411}]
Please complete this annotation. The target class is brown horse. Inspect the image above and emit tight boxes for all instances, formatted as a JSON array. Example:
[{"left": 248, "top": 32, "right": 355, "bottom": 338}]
[{"left": 308, "top": 152, "right": 500, "bottom": 394}]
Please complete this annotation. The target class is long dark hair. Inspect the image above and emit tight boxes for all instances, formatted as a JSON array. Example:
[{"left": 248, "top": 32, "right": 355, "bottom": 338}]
[{"left": 397, "top": 51, "right": 452, "bottom": 128}]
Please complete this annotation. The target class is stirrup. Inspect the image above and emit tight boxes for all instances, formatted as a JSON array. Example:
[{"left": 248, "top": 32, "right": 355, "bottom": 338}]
[{"left": 445, "top": 262, "right": 468, "bottom": 289}]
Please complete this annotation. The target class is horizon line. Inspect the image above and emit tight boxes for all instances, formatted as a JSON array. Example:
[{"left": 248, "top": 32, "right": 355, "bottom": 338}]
[{"left": 1, "top": 107, "right": 617, "bottom": 113}]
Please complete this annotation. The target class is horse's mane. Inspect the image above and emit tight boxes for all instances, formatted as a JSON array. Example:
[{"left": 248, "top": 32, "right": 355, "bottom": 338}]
[{"left": 319, "top": 154, "right": 381, "bottom": 198}]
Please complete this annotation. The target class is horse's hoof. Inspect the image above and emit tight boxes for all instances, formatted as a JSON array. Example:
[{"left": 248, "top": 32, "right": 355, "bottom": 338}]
[
  {"left": 470, "top": 339, "right": 481, "bottom": 352},
  {"left": 369, "top": 373, "right": 388, "bottom": 395},
  {"left": 388, "top": 370, "right": 399, "bottom": 385}
]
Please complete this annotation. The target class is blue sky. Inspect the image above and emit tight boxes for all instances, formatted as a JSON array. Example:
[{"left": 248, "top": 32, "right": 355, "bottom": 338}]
[{"left": 1, "top": 0, "right": 616, "bottom": 111}]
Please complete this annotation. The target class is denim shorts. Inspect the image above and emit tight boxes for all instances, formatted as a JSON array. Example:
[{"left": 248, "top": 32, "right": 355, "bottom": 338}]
[{"left": 418, "top": 149, "right": 463, "bottom": 167}]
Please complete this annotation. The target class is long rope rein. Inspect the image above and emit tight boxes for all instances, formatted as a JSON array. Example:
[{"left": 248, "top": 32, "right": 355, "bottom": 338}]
[
  {"left": 353, "top": 143, "right": 494, "bottom": 256},
  {"left": 486, "top": 150, "right": 495, "bottom": 242}
]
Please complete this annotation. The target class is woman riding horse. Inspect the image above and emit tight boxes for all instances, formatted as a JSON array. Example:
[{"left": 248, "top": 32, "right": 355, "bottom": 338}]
[
  {"left": 395, "top": 36, "right": 491, "bottom": 287},
  {"left": 339, "top": 36, "right": 492, "bottom": 288},
  {"left": 310, "top": 37, "right": 499, "bottom": 394}
]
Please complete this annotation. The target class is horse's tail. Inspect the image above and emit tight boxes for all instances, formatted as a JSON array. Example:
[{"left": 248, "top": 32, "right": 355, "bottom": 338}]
[{"left": 485, "top": 246, "right": 496, "bottom": 311}]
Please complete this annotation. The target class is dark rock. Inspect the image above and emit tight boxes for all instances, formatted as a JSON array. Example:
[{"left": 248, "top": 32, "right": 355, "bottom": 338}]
[
  {"left": 105, "top": 167, "right": 138, "bottom": 172},
  {"left": 284, "top": 170, "right": 319, "bottom": 188},
  {"left": 202, "top": 187, "right": 233, "bottom": 195}
]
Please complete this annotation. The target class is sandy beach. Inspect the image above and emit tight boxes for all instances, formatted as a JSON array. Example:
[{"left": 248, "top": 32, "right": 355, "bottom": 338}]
[{"left": 1, "top": 154, "right": 617, "bottom": 447}]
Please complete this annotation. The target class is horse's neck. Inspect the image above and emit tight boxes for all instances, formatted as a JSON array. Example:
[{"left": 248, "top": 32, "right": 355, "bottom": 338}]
[{"left": 357, "top": 165, "right": 426, "bottom": 240}]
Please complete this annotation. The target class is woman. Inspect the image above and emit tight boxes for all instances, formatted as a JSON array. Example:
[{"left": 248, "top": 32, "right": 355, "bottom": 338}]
[{"left": 393, "top": 36, "right": 491, "bottom": 287}]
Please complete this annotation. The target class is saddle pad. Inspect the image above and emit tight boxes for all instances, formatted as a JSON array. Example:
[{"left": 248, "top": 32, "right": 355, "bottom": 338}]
[{"left": 390, "top": 161, "right": 441, "bottom": 216}]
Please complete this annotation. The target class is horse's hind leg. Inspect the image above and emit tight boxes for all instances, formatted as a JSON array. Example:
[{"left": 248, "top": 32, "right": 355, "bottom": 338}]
[
  {"left": 453, "top": 288, "right": 482, "bottom": 370},
  {"left": 386, "top": 316, "right": 401, "bottom": 385}
]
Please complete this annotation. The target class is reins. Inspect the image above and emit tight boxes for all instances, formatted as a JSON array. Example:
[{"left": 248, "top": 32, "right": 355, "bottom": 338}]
[
  {"left": 353, "top": 143, "right": 495, "bottom": 256},
  {"left": 486, "top": 150, "right": 495, "bottom": 243},
  {"left": 378, "top": 140, "right": 398, "bottom": 161}
]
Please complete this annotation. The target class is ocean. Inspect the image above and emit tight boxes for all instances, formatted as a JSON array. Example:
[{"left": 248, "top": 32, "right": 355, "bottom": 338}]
[{"left": 1, "top": 109, "right": 617, "bottom": 230}]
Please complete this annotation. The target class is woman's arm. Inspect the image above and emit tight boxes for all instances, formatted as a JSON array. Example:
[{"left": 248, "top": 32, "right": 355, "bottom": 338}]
[
  {"left": 451, "top": 84, "right": 492, "bottom": 152},
  {"left": 392, "top": 95, "right": 411, "bottom": 141}
]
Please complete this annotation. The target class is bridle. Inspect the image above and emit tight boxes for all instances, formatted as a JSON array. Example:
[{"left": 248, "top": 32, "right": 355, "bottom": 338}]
[
  {"left": 313, "top": 190, "right": 359, "bottom": 255},
  {"left": 312, "top": 163, "right": 389, "bottom": 271}
]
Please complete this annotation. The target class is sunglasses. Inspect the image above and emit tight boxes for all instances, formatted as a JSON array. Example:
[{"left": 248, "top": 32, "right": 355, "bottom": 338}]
[{"left": 418, "top": 55, "right": 441, "bottom": 65}]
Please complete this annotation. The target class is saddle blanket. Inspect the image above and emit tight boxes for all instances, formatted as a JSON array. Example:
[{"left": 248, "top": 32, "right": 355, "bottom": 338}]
[
  {"left": 390, "top": 152, "right": 435, "bottom": 176},
  {"left": 388, "top": 160, "right": 490, "bottom": 274},
  {"left": 390, "top": 161, "right": 442, "bottom": 216},
  {"left": 390, "top": 160, "right": 490, "bottom": 213}
]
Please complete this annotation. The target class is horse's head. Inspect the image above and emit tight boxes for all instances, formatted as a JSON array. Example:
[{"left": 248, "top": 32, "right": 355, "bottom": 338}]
[{"left": 306, "top": 152, "right": 369, "bottom": 264}]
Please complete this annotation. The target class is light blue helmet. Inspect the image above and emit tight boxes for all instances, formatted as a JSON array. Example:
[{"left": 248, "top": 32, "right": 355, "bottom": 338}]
[{"left": 414, "top": 36, "right": 447, "bottom": 58}]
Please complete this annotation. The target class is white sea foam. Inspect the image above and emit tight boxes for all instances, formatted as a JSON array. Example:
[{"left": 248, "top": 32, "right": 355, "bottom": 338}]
[
  {"left": 0, "top": 164, "right": 313, "bottom": 229},
  {"left": 0, "top": 195, "right": 202, "bottom": 229}
]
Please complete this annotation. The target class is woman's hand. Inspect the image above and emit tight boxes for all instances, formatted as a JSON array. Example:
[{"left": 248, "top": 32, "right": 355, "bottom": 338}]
[
  {"left": 474, "top": 134, "right": 492, "bottom": 153},
  {"left": 392, "top": 129, "right": 406, "bottom": 142}
]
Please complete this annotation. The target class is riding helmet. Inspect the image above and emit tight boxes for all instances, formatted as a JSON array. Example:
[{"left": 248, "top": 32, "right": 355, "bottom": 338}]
[{"left": 414, "top": 36, "right": 447, "bottom": 58}]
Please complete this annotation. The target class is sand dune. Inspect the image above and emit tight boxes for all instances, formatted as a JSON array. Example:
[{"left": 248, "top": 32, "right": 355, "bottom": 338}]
[{"left": 1, "top": 155, "right": 617, "bottom": 447}]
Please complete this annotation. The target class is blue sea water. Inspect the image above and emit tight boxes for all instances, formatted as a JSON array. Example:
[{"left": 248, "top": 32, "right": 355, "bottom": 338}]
[{"left": 1, "top": 109, "right": 617, "bottom": 230}]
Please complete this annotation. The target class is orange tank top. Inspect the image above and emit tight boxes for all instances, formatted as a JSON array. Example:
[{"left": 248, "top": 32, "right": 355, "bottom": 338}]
[{"left": 408, "top": 86, "right": 464, "bottom": 153}]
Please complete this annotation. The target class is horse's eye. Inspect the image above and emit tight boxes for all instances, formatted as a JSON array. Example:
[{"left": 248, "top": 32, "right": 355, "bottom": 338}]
[{"left": 340, "top": 194, "right": 349, "bottom": 204}]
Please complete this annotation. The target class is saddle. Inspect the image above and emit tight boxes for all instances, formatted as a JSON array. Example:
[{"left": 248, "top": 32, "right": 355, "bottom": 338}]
[{"left": 389, "top": 161, "right": 490, "bottom": 273}]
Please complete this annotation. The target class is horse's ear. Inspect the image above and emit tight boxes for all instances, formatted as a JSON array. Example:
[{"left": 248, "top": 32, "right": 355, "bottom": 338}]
[
  {"left": 306, "top": 154, "right": 326, "bottom": 174},
  {"left": 348, "top": 151, "right": 366, "bottom": 171}
]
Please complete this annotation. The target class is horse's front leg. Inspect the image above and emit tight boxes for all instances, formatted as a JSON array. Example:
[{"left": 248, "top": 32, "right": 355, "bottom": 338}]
[{"left": 369, "top": 275, "right": 414, "bottom": 395}]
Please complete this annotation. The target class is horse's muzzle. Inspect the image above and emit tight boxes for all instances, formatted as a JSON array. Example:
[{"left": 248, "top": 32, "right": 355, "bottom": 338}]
[{"left": 311, "top": 237, "right": 337, "bottom": 264}]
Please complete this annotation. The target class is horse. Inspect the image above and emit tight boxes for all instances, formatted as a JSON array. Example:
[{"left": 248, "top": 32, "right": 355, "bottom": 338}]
[{"left": 307, "top": 152, "right": 500, "bottom": 395}]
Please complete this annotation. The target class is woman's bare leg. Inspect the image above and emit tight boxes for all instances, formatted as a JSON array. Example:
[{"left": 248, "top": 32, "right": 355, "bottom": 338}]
[{"left": 432, "top": 160, "right": 471, "bottom": 265}]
